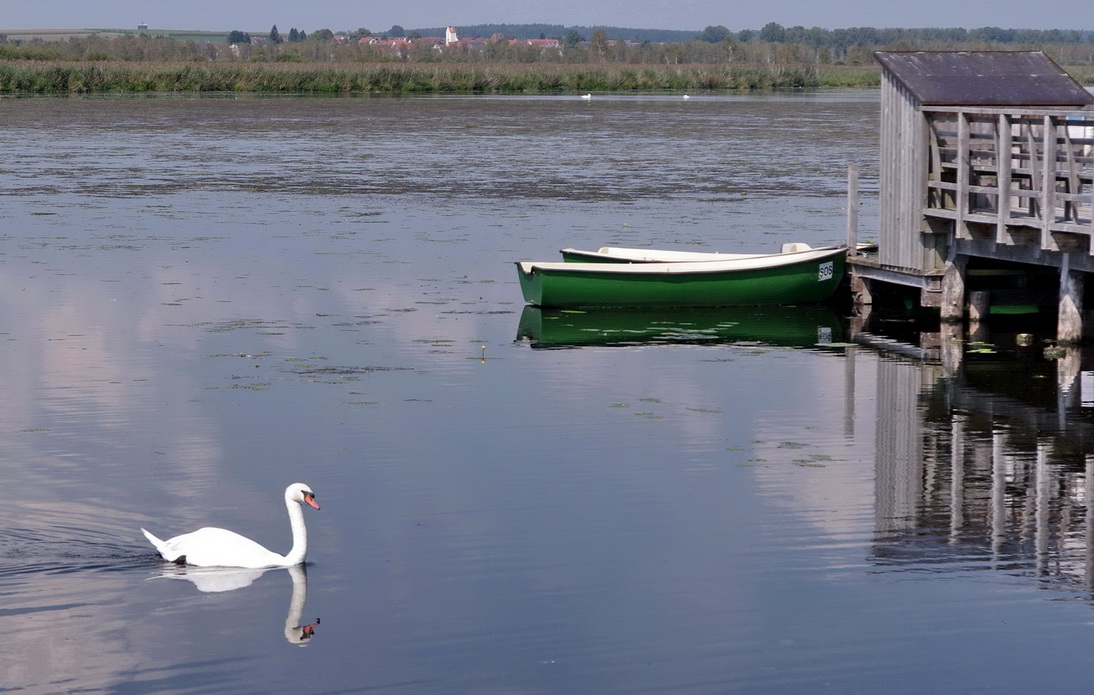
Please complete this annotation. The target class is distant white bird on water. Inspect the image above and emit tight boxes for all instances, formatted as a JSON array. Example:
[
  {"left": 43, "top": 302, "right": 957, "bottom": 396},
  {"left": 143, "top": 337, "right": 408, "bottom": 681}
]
[
  {"left": 141, "top": 483, "right": 320, "bottom": 568},
  {"left": 683, "top": 94, "right": 691, "bottom": 99},
  {"left": 581, "top": 93, "right": 592, "bottom": 100}
]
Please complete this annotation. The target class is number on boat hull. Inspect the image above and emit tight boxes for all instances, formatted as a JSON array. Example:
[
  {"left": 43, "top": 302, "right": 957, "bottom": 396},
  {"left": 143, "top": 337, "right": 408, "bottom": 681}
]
[{"left": 818, "top": 261, "right": 833, "bottom": 282}]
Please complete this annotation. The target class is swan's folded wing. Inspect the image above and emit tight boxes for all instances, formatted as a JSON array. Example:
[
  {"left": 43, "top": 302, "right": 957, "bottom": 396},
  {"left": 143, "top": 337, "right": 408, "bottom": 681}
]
[{"left": 158, "top": 527, "right": 284, "bottom": 568}]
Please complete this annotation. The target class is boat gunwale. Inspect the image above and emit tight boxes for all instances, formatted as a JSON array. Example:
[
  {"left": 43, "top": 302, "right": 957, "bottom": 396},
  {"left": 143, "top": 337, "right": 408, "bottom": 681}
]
[
  {"left": 519, "top": 246, "right": 847, "bottom": 277},
  {"left": 559, "top": 246, "right": 777, "bottom": 262}
]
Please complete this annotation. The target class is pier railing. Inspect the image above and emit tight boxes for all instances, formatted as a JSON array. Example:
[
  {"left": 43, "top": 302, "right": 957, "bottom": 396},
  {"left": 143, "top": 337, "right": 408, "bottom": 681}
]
[{"left": 925, "top": 106, "right": 1094, "bottom": 253}]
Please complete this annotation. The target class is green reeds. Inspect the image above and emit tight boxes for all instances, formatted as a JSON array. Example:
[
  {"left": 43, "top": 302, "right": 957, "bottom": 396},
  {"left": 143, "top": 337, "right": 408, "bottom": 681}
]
[
  {"left": 817, "top": 66, "right": 881, "bottom": 88},
  {"left": 1063, "top": 66, "right": 1094, "bottom": 85},
  {"left": 0, "top": 60, "right": 841, "bottom": 94}
]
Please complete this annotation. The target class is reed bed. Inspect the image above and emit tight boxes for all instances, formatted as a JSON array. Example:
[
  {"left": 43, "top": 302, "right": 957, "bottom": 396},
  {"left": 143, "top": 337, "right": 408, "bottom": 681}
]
[
  {"left": 1063, "top": 66, "right": 1094, "bottom": 85},
  {"left": 0, "top": 60, "right": 845, "bottom": 94}
]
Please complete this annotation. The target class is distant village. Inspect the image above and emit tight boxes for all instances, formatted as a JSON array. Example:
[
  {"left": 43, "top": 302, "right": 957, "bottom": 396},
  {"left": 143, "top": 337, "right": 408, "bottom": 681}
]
[
  {"left": 240, "top": 25, "right": 625, "bottom": 56},
  {"left": 355, "top": 26, "right": 561, "bottom": 53}
]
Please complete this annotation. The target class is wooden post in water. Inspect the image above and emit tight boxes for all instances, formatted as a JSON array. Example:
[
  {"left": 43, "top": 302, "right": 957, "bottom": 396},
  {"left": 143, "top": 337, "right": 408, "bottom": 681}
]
[
  {"left": 968, "top": 291, "right": 990, "bottom": 323},
  {"left": 1058, "top": 254, "right": 1084, "bottom": 345},
  {"left": 940, "top": 323, "right": 964, "bottom": 377},
  {"left": 969, "top": 290, "right": 990, "bottom": 344},
  {"left": 846, "top": 162, "right": 859, "bottom": 254},
  {"left": 940, "top": 255, "right": 967, "bottom": 324},
  {"left": 847, "top": 161, "right": 872, "bottom": 311}
]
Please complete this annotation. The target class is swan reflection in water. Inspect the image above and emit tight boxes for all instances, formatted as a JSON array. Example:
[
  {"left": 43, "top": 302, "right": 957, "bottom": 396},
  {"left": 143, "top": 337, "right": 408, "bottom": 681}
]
[{"left": 152, "top": 563, "right": 319, "bottom": 645}]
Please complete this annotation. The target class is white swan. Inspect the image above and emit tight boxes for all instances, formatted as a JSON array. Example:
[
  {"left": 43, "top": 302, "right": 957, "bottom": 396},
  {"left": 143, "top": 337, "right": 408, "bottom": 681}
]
[
  {"left": 141, "top": 483, "right": 319, "bottom": 568},
  {"left": 580, "top": 93, "right": 592, "bottom": 100}
]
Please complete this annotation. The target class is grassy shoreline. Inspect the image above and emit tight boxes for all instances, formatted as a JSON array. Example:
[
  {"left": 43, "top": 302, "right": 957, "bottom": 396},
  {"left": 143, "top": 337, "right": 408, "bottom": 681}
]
[
  {"left": 3, "top": 60, "right": 1088, "bottom": 95},
  {"left": 0, "top": 60, "right": 876, "bottom": 93}
]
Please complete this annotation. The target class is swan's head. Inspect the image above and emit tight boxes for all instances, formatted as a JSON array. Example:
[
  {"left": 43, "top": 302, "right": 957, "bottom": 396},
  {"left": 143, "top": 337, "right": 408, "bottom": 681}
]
[
  {"left": 286, "top": 618, "right": 320, "bottom": 645},
  {"left": 286, "top": 483, "right": 320, "bottom": 510}
]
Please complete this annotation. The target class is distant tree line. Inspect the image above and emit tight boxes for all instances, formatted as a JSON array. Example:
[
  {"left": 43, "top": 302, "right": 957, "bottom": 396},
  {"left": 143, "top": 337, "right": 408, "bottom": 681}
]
[
  {"left": 2, "top": 22, "right": 1094, "bottom": 66},
  {"left": 227, "top": 26, "right": 311, "bottom": 44},
  {"left": 415, "top": 22, "right": 1093, "bottom": 48}
]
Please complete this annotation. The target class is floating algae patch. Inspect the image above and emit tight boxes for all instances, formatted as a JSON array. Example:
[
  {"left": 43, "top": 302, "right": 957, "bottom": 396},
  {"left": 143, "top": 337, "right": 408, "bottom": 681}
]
[
  {"left": 202, "top": 318, "right": 311, "bottom": 334},
  {"left": 209, "top": 351, "right": 274, "bottom": 359},
  {"left": 287, "top": 365, "right": 413, "bottom": 377},
  {"left": 440, "top": 310, "right": 516, "bottom": 315},
  {"left": 778, "top": 441, "right": 808, "bottom": 449},
  {"left": 229, "top": 381, "right": 272, "bottom": 391},
  {"left": 792, "top": 453, "right": 835, "bottom": 468}
]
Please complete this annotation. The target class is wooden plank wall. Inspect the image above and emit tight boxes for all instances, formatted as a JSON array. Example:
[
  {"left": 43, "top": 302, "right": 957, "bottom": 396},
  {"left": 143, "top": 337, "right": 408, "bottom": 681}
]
[{"left": 879, "top": 72, "right": 938, "bottom": 272}]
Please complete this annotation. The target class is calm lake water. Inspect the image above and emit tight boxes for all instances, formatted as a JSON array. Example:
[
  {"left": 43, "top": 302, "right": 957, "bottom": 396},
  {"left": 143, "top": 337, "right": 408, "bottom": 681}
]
[{"left": 4, "top": 91, "right": 1094, "bottom": 694}]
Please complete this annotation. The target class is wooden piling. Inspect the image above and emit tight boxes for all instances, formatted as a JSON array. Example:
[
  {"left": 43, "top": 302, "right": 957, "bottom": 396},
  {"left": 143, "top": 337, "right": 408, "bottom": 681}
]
[
  {"left": 1059, "top": 256, "right": 1084, "bottom": 345},
  {"left": 847, "top": 162, "right": 859, "bottom": 254},
  {"left": 940, "top": 256, "right": 967, "bottom": 323},
  {"left": 968, "top": 291, "right": 990, "bottom": 322},
  {"left": 940, "top": 323, "right": 964, "bottom": 377},
  {"left": 851, "top": 274, "right": 873, "bottom": 308}
]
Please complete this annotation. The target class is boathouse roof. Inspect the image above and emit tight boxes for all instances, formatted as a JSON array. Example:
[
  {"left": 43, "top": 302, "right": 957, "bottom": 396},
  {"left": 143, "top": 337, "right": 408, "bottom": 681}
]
[{"left": 874, "top": 51, "right": 1094, "bottom": 107}]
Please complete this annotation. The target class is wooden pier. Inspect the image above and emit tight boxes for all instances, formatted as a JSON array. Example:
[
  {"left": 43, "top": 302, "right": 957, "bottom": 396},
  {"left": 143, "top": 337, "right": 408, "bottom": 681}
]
[{"left": 849, "top": 51, "right": 1094, "bottom": 343}]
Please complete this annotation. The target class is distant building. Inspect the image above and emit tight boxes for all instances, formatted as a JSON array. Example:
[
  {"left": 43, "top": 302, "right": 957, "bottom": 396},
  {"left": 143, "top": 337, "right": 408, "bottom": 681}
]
[
  {"left": 137, "top": 23, "right": 148, "bottom": 31},
  {"left": 440, "top": 25, "right": 559, "bottom": 54},
  {"left": 515, "top": 38, "right": 560, "bottom": 49},
  {"left": 359, "top": 34, "right": 445, "bottom": 56}
]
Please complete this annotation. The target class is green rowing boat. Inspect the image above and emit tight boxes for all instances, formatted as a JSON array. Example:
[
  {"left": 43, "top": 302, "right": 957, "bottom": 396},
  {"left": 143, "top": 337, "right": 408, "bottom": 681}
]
[{"left": 516, "top": 246, "right": 847, "bottom": 308}]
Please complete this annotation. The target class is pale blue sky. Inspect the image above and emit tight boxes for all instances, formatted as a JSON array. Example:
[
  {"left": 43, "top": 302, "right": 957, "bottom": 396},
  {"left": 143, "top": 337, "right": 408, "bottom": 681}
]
[{"left": 5, "top": 0, "right": 1089, "bottom": 33}]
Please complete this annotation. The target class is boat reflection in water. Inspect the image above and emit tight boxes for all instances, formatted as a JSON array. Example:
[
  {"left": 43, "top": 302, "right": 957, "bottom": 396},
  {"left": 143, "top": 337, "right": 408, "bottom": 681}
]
[
  {"left": 862, "top": 334, "right": 1094, "bottom": 594},
  {"left": 515, "top": 304, "right": 845, "bottom": 350},
  {"left": 153, "top": 563, "right": 318, "bottom": 645}
]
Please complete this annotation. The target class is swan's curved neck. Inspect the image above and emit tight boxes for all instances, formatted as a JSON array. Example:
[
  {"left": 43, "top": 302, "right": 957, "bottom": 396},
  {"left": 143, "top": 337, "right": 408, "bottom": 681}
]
[
  {"left": 285, "top": 565, "right": 310, "bottom": 643},
  {"left": 283, "top": 497, "right": 308, "bottom": 565}
]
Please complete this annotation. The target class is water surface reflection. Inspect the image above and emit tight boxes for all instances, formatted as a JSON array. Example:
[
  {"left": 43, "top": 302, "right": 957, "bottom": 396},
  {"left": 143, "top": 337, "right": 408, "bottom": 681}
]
[
  {"left": 155, "top": 564, "right": 318, "bottom": 644},
  {"left": 8, "top": 92, "right": 1094, "bottom": 693},
  {"left": 865, "top": 340, "right": 1094, "bottom": 595},
  {"left": 516, "top": 304, "right": 843, "bottom": 349}
]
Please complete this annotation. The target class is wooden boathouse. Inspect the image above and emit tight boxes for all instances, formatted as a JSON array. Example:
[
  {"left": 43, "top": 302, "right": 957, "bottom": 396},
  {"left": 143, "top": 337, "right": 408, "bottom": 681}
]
[{"left": 850, "top": 51, "right": 1094, "bottom": 343}]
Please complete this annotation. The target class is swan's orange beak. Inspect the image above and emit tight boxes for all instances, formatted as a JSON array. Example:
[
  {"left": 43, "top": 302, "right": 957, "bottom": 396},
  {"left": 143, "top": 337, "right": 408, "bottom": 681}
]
[{"left": 305, "top": 493, "right": 320, "bottom": 510}]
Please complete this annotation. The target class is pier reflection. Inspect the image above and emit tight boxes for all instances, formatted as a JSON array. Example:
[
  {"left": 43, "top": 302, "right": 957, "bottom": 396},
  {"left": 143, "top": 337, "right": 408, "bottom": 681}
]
[
  {"left": 862, "top": 333, "right": 1094, "bottom": 594},
  {"left": 515, "top": 304, "right": 844, "bottom": 349}
]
